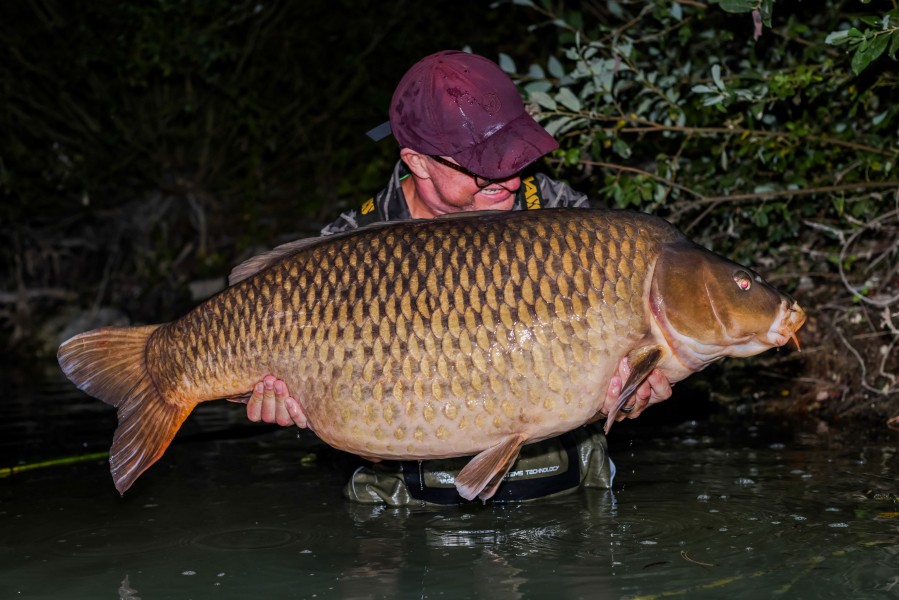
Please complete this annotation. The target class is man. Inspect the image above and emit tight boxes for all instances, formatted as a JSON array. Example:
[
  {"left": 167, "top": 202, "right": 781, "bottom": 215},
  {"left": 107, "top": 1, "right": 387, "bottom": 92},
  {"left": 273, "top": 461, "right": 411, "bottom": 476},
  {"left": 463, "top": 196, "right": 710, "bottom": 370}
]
[{"left": 242, "top": 50, "right": 672, "bottom": 505}]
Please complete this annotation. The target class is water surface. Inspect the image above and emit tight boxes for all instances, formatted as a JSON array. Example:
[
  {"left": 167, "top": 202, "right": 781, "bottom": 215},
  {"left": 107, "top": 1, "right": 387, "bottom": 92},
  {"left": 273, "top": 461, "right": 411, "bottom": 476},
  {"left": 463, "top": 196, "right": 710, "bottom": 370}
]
[{"left": 1, "top": 365, "right": 897, "bottom": 599}]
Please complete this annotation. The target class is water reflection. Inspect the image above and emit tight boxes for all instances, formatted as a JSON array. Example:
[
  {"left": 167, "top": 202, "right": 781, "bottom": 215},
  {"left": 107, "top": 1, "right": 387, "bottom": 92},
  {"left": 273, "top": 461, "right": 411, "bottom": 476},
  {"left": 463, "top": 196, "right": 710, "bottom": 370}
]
[{"left": 1, "top": 365, "right": 897, "bottom": 599}]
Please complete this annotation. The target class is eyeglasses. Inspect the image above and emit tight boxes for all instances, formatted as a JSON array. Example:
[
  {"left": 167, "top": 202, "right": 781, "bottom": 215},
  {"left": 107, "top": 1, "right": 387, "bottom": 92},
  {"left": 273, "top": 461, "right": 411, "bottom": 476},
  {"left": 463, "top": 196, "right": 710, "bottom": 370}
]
[{"left": 428, "top": 155, "right": 498, "bottom": 188}]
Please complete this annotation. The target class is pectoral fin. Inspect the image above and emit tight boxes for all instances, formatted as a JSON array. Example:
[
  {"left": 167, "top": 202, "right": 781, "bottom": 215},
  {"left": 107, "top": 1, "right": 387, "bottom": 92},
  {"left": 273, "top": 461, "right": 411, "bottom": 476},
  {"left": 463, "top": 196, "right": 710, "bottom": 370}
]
[
  {"left": 604, "top": 345, "right": 663, "bottom": 434},
  {"left": 455, "top": 433, "right": 527, "bottom": 502}
]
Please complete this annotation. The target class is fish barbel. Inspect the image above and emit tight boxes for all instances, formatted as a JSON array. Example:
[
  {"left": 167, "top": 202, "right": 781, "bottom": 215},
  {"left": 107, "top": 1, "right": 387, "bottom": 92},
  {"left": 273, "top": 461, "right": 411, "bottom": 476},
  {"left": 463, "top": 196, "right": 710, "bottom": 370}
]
[{"left": 58, "top": 209, "right": 806, "bottom": 500}]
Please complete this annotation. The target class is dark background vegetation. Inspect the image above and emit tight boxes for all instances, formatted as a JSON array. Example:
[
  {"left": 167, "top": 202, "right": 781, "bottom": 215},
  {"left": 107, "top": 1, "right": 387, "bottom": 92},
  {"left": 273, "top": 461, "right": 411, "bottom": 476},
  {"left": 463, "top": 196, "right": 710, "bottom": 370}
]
[{"left": 1, "top": 1, "right": 897, "bottom": 427}]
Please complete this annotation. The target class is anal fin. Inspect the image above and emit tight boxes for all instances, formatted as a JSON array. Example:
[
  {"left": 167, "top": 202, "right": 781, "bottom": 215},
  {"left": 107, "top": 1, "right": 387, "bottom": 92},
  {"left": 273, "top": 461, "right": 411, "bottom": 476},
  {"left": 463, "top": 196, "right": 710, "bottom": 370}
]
[
  {"left": 455, "top": 433, "right": 527, "bottom": 502},
  {"left": 604, "top": 345, "right": 663, "bottom": 434}
]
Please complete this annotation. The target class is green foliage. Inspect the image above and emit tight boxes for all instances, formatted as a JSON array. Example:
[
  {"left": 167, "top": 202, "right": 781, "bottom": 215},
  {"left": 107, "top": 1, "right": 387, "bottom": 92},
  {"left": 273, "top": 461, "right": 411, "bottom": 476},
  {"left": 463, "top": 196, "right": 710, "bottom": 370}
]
[
  {"left": 825, "top": 8, "right": 899, "bottom": 74},
  {"left": 511, "top": 0, "right": 899, "bottom": 412},
  {"left": 510, "top": 1, "right": 897, "bottom": 260}
]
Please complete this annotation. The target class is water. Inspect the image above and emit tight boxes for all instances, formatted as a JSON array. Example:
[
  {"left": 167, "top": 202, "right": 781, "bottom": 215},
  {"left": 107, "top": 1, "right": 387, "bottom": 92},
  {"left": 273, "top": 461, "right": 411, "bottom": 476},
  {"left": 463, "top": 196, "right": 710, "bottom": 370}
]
[{"left": 2, "top": 365, "right": 897, "bottom": 599}]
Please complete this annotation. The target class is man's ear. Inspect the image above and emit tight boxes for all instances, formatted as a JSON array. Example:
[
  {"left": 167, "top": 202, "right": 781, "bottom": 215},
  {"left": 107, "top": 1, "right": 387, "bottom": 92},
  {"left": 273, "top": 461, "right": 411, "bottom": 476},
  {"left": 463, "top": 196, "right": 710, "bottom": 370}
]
[{"left": 400, "top": 148, "right": 431, "bottom": 179}]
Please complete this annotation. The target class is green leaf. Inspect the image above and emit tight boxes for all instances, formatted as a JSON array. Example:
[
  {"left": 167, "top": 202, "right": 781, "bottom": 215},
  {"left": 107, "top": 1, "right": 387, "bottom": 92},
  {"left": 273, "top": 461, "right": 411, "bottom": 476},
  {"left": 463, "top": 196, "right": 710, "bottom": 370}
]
[
  {"left": 859, "top": 16, "right": 881, "bottom": 27},
  {"left": 890, "top": 30, "right": 899, "bottom": 58},
  {"left": 556, "top": 87, "right": 582, "bottom": 111},
  {"left": 529, "top": 90, "right": 557, "bottom": 111},
  {"left": 544, "top": 116, "right": 572, "bottom": 137},
  {"left": 564, "top": 148, "right": 581, "bottom": 166},
  {"left": 712, "top": 64, "right": 726, "bottom": 91},
  {"left": 523, "top": 79, "right": 553, "bottom": 93},
  {"left": 851, "top": 32, "right": 890, "bottom": 75},
  {"left": 702, "top": 94, "right": 727, "bottom": 106},
  {"left": 498, "top": 53, "right": 516, "bottom": 74},
  {"left": 612, "top": 137, "right": 632, "bottom": 159},
  {"left": 547, "top": 55, "right": 565, "bottom": 79},
  {"left": 716, "top": 0, "right": 758, "bottom": 14},
  {"left": 527, "top": 63, "right": 546, "bottom": 79},
  {"left": 759, "top": 0, "right": 773, "bottom": 26},
  {"left": 825, "top": 30, "right": 851, "bottom": 46}
]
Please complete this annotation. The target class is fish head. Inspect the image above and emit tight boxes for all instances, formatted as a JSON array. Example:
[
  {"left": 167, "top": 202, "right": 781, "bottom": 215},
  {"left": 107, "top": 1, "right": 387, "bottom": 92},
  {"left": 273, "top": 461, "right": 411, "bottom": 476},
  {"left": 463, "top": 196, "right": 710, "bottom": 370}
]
[{"left": 650, "top": 241, "right": 807, "bottom": 370}]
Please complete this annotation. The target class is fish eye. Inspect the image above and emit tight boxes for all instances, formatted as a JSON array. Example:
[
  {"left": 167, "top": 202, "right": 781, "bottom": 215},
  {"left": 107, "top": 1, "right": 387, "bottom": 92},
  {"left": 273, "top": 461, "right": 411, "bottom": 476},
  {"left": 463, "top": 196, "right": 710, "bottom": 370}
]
[{"left": 733, "top": 270, "right": 752, "bottom": 291}]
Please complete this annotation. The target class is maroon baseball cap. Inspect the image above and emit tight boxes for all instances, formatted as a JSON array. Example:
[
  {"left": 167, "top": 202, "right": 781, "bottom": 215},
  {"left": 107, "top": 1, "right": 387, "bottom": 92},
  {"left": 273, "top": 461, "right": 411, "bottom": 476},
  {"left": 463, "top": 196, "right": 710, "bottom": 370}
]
[{"left": 388, "top": 50, "right": 559, "bottom": 180}]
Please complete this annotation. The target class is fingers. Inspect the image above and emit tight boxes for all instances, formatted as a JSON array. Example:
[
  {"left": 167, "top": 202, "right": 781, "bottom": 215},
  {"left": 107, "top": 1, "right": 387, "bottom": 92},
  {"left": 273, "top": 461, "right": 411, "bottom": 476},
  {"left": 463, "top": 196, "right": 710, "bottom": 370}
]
[
  {"left": 274, "top": 380, "right": 292, "bottom": 426},
  {"left": 645, "top": 369, "right": 673, "bottom": 403},
  {"left": 246, "top": 375, "right": 309, "bottom": 429},
  {"left": 605, "top": 374, "right": 622, "bottom": 403},
  {"left": 603, "top": 360, "right": 675, "bottom": 424},
  {"left": 624, "top": 369, "right": 672, "bottom": 419},
  {"left": 286, "top": 395, "right": 308, "bottom": 429},
  {"left": 260, "top": 376, "right": 278, "bottom": 423},
  {"left": 273, "top": 380, "right": 306, "bottom": 427},
  {"left": 246, "top": 378, "right": 268, "bottom": 422}
]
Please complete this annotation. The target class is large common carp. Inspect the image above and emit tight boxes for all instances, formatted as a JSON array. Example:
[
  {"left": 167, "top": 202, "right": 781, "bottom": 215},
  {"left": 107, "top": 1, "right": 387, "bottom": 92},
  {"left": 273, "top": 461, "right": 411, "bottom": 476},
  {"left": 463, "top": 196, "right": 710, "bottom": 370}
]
[{"left": 58, "top": 208, "right": 805, "bottom": 500}]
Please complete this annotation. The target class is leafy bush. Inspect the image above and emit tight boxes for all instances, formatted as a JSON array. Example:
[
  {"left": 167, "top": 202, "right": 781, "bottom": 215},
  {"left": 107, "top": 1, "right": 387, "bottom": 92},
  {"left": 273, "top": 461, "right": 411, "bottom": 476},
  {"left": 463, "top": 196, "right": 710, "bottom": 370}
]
[{"left": 504, "top": 0, "right": 898, "bottom": 424}]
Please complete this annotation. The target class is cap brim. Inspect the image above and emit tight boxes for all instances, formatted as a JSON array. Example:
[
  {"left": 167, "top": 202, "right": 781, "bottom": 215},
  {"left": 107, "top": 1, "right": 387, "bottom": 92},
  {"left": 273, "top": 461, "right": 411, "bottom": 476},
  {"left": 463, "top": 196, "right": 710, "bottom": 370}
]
[{"left": 450, "top": 112, "right": 559, "bottom": 180}]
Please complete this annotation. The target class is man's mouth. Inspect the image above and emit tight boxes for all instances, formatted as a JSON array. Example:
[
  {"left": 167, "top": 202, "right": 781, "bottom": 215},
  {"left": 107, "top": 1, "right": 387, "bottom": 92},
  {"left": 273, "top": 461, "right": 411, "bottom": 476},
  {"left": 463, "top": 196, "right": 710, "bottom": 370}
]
[{"left": 478, "top": 182, "right": 519, "bottom": 198}]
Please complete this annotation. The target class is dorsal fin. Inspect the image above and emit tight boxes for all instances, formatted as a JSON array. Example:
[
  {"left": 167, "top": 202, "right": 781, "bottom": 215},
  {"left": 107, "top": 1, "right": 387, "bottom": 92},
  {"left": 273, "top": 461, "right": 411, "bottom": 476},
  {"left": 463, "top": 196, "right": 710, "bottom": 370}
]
[
  {"left": 228, "top": 210, "right": 508, "bottom": 286},
  {"left": 433, "top": 209, "right": 506, "bottom": 221},
  {"left": 227, "top": 220, "right": 411, "bottom": 286},
  {"left": 229, "top": 237, "right": 323, "bottom": 285}
]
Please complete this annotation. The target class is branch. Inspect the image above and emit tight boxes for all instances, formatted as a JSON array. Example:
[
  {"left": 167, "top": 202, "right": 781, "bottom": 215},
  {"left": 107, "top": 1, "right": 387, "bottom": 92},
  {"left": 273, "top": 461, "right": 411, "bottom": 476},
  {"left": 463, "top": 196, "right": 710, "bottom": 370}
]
[
  {"left": 546, "top": 111, "right": 899, "bottom": 158},
  {"left": 570, "top": 159, "right": 700, "bottom": 198},
  {"left": 564, "top": 157, "right": 899, "bottom": 219},
  {"left": 835, "top": 327, "right": 899, "bottom": 397},
  {"left": 617, "top": 120, "right": 897, "bottom": 157},
  {"left": 0, "top": 288, "right": 77, "bottom": 304},
  {"left": 838, "top": 202, "right": 899, "bottom": 308}
]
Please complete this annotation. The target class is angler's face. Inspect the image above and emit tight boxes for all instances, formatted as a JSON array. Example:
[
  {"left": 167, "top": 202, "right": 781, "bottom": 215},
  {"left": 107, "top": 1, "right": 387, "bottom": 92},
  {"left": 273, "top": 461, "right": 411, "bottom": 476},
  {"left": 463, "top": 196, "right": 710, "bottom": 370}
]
[
  {"left": 650, "top": 242, "right": 807, "bottom": 365},
  {"left": 403, "top": 149, "right": 521, "bottom": 216}
]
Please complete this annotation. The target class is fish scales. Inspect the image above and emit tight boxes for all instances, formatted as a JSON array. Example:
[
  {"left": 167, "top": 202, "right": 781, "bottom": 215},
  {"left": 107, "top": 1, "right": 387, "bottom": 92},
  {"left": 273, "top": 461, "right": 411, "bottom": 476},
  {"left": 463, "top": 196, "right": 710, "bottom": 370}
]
[
  {"left": 143, "top": 210, "right": 675, "bottom": 458},
  {"left": 59, "top": 208, "right": 806, "bottom": 497}
]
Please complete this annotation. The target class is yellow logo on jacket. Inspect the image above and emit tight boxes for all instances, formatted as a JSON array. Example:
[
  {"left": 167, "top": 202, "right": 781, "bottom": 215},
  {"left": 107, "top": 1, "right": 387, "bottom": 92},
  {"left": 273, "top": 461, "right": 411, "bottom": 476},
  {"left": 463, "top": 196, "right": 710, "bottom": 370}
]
[{"left": 523, "top": 176, "right": 540, "bottom": 210}]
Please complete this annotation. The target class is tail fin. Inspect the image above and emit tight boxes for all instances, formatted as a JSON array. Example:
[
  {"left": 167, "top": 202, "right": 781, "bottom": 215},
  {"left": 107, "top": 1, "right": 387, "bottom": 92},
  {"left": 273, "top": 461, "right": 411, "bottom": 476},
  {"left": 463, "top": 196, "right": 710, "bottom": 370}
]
[{"left": 57, "top": 325, "right": 193, "bottom": 495}]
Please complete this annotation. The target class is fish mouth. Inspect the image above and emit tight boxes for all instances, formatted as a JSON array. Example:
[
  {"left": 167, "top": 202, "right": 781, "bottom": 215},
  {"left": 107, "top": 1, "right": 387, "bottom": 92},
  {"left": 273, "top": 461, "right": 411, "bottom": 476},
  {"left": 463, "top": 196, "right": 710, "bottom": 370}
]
[{"left": 769, "top": 300, "right": 807, "bottom": 350}]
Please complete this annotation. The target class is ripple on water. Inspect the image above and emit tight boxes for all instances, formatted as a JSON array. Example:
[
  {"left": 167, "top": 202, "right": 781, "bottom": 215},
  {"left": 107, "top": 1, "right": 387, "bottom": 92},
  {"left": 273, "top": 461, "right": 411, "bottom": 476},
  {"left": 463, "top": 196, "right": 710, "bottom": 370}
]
[
  {"left": 574, "top": 486, "right": 857, "bottom": 568},
  {"left": 48, "top": 523, "right": 308, "bottom": 558},
  {"left": 48, "top": 523, "right": 191, "bottom": 558},
  {"left": 423, "top": 501, "right": 597, "bottom": 557},
  {"left": 191, "top": 527, "right": 304, "bottom": 551}
]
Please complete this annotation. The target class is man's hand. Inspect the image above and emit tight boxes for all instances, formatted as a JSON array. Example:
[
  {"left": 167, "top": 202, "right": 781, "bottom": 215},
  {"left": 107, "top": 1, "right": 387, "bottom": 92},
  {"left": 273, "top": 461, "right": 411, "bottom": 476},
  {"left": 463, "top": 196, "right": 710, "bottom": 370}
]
[
  {"left": 245, "top": 375, "right": 308, "bottom": 428},
  {"left": 602, "top": 359, "right": 673, "bottom": 422}
]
